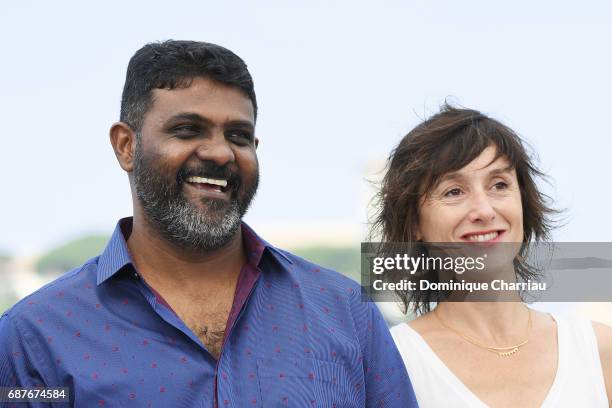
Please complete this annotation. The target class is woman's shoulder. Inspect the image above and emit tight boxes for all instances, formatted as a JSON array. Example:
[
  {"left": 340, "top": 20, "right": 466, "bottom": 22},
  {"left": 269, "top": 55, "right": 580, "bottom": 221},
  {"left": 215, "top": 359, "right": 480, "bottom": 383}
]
[
  {"left": 591, "top": 320, "right": 612, "bottom": 352},
  {"left": 390, "top": 321, "right": 414, "bottom": 341},
  {"left": 391, "top": 313, "right": 436, "bottom": 335},
  {"left": 556, "top": 312, "right": 612, "bottom": 354},
  {"left": 558, "top": 314, "right": 611, "bottom": 402},
  {"left": 591, "top": 321, "right": 612, "bottom": 400},
  {"left": 390, "top": 314, "right": 443, "bottom": 353}
]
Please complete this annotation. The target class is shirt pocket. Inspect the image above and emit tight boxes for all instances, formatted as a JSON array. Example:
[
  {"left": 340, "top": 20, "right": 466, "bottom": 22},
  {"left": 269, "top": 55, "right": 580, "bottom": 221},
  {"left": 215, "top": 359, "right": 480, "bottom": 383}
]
[{"left": 256, "top": 357, "right": 360, "bottom": 407}]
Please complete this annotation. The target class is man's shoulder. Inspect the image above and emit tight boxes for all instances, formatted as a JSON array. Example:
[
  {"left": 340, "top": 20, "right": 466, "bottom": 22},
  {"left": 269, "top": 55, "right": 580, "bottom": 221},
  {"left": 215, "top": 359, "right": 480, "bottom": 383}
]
[
  {"left": 3, "top": 256, "right": 100, "bottom": 320},
  {"left": 273, "top": 247, "right": 359, "bottom": 287},
  {"left": 267, "top": 246, "right": 361, "bottom": 295}
]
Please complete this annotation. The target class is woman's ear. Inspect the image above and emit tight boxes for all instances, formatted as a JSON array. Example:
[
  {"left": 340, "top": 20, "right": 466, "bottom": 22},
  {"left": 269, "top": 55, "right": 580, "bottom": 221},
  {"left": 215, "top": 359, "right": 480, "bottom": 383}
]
[{"left": 414, "top": 227, "right": 423, "bottom": 242}]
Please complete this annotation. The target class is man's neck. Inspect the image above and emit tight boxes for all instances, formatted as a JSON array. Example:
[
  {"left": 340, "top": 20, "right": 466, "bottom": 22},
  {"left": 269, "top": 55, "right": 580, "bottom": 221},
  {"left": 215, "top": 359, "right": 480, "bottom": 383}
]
[{"left": 126, "top": 213, "right": 246, "bottom": 293}]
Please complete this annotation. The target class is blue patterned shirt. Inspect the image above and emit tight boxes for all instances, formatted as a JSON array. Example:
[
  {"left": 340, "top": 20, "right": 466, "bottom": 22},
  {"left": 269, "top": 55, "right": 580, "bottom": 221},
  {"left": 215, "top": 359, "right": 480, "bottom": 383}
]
[{"left": 0, "top": 218, "right": 417, "bottom": 407}]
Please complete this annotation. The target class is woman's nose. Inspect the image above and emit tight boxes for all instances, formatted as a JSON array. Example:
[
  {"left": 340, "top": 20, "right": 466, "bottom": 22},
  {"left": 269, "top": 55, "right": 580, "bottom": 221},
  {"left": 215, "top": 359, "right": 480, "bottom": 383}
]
[{"left": 467, "top": 191, "right": 496, "bottom": 224}]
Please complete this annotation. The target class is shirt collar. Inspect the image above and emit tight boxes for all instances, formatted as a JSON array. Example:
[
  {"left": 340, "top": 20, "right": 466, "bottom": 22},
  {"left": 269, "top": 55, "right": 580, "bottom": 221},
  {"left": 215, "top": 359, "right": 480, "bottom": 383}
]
[
  {"left": 96, "top": 217, "right": 134, "bottom": 285},
  {"left": 240, "top": 222, "right": 293, "bottom": 267},
  {"left": 96, "top": 217, "right": 292, "bottom": 286}
]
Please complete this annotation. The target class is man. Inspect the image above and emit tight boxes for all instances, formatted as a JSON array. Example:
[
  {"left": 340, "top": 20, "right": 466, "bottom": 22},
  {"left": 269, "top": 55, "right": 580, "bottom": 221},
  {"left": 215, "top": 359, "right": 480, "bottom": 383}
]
[{"left": 0, "top": 41, "right": 417, "bottom": 407}]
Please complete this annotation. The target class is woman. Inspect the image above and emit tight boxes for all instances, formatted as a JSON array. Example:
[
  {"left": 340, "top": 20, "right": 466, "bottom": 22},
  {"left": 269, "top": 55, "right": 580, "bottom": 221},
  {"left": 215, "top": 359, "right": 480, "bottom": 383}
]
[{"left": 372, "top": 104, "right": 611, "bottom": 407}]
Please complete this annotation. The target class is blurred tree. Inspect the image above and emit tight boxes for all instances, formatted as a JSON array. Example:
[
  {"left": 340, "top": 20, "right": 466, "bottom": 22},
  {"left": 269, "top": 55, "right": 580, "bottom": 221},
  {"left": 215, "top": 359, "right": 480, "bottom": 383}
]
[
  {"left": 0, "top": 251, "right": 10, "bottom": 263},
  {"left": 0, "top": 250, "right": 15, "bottom": 313},
  {"left": 36, "top": 235, "right": 109, "bottom": 275},
  {"left": 291, "top": 246, "right": 360, "bottom": 282}
]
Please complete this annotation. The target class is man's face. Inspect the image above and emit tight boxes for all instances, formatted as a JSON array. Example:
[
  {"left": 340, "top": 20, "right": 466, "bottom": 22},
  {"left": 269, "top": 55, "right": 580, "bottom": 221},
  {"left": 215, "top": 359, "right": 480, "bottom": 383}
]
[{"left": 132, "top": 77, "right": 259, "bottom": 251}]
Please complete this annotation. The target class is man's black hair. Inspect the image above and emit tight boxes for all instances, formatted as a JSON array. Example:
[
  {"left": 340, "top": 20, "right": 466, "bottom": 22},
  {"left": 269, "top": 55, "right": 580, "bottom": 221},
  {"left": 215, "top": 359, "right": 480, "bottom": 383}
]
[{"left": 120, "top": 40, "right": 257, "bottom": 132}]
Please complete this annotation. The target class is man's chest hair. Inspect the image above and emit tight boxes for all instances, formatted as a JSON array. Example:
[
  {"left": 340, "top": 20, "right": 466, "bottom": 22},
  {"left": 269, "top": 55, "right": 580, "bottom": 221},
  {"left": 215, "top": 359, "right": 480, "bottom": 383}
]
[
  {"left": 161, "top": 289, "right": 234, "bottom": 357},
  {"left": 180, "top": 307, "right": 231, "bottom": 359}
]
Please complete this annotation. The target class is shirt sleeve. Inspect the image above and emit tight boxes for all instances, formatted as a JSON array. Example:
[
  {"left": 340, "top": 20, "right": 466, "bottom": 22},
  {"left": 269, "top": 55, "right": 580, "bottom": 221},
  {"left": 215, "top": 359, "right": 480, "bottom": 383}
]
[
  {"left": 0, "top": 312, "right": 53, "bottom": 408},
  {"left": 351, "top": 295, "right": 419, "bottom": 407}
]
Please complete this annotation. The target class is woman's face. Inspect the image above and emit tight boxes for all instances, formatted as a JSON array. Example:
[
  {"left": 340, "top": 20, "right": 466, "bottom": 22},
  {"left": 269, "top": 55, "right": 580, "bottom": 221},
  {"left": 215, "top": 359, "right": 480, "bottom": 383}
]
[{"left": 417, "top": 146, "right": 524, "bottom": 243}]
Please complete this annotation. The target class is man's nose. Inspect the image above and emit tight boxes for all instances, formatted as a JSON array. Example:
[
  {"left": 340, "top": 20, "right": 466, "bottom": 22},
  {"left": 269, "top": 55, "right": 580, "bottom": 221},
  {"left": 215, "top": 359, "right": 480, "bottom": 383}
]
[
  {"left": 467, "top": 190, "right": 496, "bottom": 223},
  {"left": 195, "top": 132, "right": 235, "bottom": 166}
]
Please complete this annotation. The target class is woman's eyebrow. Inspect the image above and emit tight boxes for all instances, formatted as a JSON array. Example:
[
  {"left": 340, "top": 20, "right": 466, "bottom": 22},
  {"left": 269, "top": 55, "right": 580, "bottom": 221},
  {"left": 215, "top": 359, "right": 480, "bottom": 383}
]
[
  {"left": 435, "top": 165, "right": 514, "bottom": 187},
  {"left": 488, "top": 165, "right": 514, "bottom": 176},
  {"left": 437, "top": 172, "right": 464, "bottom": 185},
  {"left": 432, "top": 172, "right": 465, "bottom": 191}
]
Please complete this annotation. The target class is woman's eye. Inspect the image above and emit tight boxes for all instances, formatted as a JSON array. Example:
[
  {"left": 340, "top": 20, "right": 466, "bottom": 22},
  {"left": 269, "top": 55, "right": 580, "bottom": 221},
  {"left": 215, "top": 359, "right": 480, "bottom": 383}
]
[
  {"left": 493, "top": 181, "right": 509, "bottom": 191},
  {"left": 443, "top": 188, "right": 463, "bottom": 197}
]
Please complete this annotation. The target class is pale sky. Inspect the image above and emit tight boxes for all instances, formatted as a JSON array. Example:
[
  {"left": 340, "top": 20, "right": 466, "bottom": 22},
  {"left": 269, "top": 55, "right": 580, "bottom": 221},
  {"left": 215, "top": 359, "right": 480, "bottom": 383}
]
[{"left": 1, "top": 0, "right": 611, "bottom": 254}]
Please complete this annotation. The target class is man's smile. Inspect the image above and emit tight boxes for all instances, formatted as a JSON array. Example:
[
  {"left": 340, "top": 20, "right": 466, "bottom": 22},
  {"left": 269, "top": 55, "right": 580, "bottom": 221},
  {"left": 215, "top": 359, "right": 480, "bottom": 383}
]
[
  {"left": 186, "top": 176, "right": 228, "bottom": 190},
  {"left": 184, "top": 176, "right": 231, "bottom": 201}
]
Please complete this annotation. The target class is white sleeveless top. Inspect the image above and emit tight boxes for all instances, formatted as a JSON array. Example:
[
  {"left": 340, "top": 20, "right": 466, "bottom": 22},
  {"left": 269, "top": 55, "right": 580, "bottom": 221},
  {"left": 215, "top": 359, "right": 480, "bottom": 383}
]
[{"left": 390, "top": 313, "right": 608, "bottom": 407}]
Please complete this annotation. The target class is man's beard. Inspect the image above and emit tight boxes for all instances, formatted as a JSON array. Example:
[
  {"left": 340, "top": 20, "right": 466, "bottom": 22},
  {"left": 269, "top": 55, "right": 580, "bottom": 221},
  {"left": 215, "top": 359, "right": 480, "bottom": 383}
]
[{"left": 132, "top": 139, "right": 259, "bottom": 251}]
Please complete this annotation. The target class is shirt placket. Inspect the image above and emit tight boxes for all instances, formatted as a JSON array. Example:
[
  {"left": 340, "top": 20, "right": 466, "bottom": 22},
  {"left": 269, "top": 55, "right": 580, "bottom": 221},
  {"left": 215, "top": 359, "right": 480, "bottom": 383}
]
[{"left": 214, "top": 266, "right": 262, "bottom": 408}]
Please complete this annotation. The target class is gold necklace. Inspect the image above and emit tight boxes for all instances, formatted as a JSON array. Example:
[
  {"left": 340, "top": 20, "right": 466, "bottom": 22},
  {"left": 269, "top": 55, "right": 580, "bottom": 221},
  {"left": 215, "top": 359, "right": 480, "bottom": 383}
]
[{"left": 434, "top": 306, "right": 532, "bottom": 357}]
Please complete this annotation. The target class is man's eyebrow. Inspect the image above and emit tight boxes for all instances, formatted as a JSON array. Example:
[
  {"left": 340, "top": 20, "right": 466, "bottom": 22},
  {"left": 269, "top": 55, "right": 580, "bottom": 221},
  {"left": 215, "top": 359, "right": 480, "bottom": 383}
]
[
  {"left": 164, "top": 112, "right": 254, "bottom": 129},
  {"left": 225, "top": 120, "right": 255, "bottom": 130},
  {"left": 165, "top": 112, "right": 211, "bottom": 125}
]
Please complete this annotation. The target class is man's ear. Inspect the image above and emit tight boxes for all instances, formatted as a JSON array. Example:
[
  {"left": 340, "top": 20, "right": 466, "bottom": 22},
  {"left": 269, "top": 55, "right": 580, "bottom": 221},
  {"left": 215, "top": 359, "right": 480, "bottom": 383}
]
[
  {"left": 254, "top": 137, "right": 259, "bottom": 149},
  {"left": 110, "top": 122, "right": 137, "bottom": 172}
]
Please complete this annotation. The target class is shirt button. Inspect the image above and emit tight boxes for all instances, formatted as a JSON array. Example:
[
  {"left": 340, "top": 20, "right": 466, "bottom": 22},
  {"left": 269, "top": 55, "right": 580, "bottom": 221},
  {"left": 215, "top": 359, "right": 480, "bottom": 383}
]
[{"left": 133, "top": 272, "right": 139, "bottom": 279}]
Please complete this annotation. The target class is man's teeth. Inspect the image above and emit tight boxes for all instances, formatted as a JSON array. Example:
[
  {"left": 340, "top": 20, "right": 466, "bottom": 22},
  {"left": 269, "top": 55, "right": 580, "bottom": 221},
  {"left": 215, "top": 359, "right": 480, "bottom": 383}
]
[
  {"left": 466, "top": 231, "right": 499, "bottom": 242},
  {"left": 186, "top": 176, "right": 228, "bottom": 187}
]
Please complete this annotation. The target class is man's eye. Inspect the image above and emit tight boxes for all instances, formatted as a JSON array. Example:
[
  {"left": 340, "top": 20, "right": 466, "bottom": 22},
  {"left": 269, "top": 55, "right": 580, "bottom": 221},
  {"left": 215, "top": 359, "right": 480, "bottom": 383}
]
[
  {"left": 172, "top": 125, "right": 199, "bottom": 138},
  {"left": 228, "top": 131, "right": 253, "bottom": 145},
  {"left": 443, "top": 188, "right": 463, "bottom": 197}
]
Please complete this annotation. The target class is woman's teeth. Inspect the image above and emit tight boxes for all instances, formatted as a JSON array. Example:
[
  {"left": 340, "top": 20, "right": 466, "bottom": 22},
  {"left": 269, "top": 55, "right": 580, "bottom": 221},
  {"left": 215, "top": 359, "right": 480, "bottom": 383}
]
[{"left": 465, "top": 231, "right": 499, "bottom": 241}]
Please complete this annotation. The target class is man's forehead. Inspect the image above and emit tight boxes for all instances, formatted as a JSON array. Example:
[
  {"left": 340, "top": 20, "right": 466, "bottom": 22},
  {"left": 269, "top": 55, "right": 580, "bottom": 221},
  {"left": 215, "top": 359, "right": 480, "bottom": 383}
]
[{"left": 146, "top": 77, "right": 255, "bottom": 124}]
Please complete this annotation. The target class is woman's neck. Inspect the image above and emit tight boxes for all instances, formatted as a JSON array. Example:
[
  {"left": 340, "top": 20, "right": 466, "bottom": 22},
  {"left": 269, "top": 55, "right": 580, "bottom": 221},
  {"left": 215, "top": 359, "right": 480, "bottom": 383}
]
[{"left": 434, "top": 301, "right": 530, "bottom": 345}]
